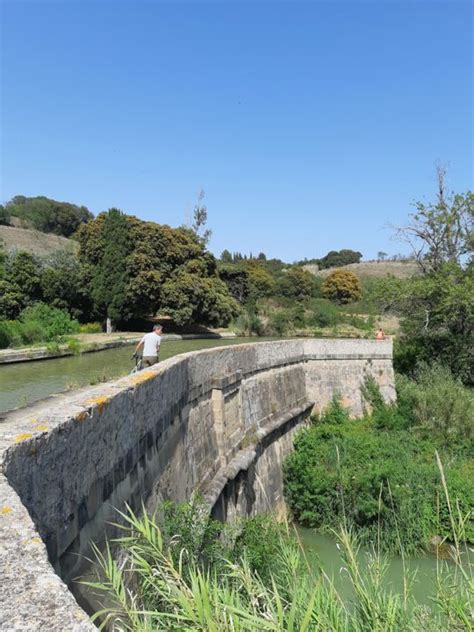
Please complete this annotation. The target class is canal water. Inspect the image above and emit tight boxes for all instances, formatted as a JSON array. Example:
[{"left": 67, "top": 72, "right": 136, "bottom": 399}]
[
  {"left": 296, "top": 527, "right": 465, "bottom": 606},
  {"left": 0, "top": 336, "right": 280, "bottom": 414}
]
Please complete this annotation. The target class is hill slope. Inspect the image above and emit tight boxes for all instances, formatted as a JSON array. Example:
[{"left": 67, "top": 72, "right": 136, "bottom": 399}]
[
  {"left": 0, "top": 225, "right": 78, "bottom": 256},
  {"left": 305, "top": 260, "right": 419, "bottom": 279}
]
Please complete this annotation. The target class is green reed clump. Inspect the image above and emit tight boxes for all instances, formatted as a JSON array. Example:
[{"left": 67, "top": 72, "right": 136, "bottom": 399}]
[{"left": 84, "top": 499, "right": 472, "bottom": 631}]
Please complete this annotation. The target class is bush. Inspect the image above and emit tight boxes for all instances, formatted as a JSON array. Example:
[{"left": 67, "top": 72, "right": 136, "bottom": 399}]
[
  {"left": 284, "top": 386, "right": 474, "bottom": 554},
  {"left": 397, "top": 364, "right": 474, "bottom": 444},
  {"left": 267, "top": 310, "right": 291, "bottom": 335},
  {"left": 322, "top": 269, "right": 362, "bottom": 304},
  {"left": 0, "top": 304, "right": 80, "bottom": 347},
  {"left": 20, "top": 303, "right": 80, "bottom": 341},
  {"left": 308, "top": 299, "right": 342, "bottom": 327},
  {"left": 79, "top": 322, "right": 102, "bottom": 334},
  {"left": 231, "top": 310, "right": 264, "bottom": 336}
]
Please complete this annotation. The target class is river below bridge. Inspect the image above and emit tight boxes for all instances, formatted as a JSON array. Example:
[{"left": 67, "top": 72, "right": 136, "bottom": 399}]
[{"left": 0, "top": 336, "right": 281, "bottom": 414}]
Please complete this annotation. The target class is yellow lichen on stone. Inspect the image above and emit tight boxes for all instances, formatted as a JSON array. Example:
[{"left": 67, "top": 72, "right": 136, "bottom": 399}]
[
  {"left": 85, "top": 395, "right": 110, "bottom": 413},
  {"left": 1, "top": 506, "right": 12, "bottom": 514},
  {"left": 75, "top": 411, "right": 88, "bottom": 423},
  {"left": 30, "top": 537, "right": 42, "bottom": 545},
  {"left": 14, "top": 432, "right": 33, "bottom": 443},
  {"left": 131, "top": 370, "right": 156, "bottom": 385},
  {"left": 33, "top": 424, "right": 49, "bottom": 432}
]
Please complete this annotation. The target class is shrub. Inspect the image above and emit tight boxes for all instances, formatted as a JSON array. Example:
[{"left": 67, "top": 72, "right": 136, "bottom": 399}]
[
  {"left": 20, "top": 303, "right": 80, "bottom": 341},
  {"left": 284, "top": 390, "right": 474, "bottom": 553},
  {"left": 322, "top": 269, "right": 362, "bottom": 304},
  {"left": 231, "top": 310, "right": 264, "bottom": 336},
  {"left": 79, "top": 322, "right": 102, "bottom": 334},
  {"left": 0, "top": 322, "right": 10, "bottom": 348},
  {"left": 267, "top": 310, "right": 291, "bottom": 335},
  {"left": 308, "top": 299, "right": 342, "bottom": 327},
  {"left": 397, "top": 364, "right": 474, "bottom": 444}
]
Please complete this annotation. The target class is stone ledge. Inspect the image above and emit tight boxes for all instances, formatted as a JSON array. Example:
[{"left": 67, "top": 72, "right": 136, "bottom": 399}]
[{"left": 202, "top": 399, "right": 314, "bottom": 508}]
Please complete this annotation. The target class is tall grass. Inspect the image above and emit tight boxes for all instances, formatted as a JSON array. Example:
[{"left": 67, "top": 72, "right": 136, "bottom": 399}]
[{"left": 83, "top": 494, "right": 473, "bottom": 631}]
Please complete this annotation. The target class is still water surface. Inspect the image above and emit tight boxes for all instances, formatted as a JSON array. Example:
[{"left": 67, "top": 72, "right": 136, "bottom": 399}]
[
  {"left": 297, "top": 527, "right": 459, "bottom": 606},
  {"left": 0, "top": 337, "right": 280, "bottom": 413}
]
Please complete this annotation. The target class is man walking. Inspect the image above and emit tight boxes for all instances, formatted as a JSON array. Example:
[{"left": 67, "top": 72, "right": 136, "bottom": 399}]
[{"left": 135, "top": 325, "right": 162, "bottom": 367}]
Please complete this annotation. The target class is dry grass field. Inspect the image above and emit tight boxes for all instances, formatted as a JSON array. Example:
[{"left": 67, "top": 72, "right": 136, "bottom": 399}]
[
  {"left": 305, "top": 260, "right": 420, "bottom": 279},
  {"left": 0, "top": 225, "right": 78, "bottom": 256}
]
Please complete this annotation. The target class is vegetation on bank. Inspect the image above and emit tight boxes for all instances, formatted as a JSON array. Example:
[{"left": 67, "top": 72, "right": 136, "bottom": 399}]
[
  {"left": 284, "top": 366, "right": 474, "bottom": 555},
  {"left": 86, "top": 498, "right": 473, "bottom": 631}
]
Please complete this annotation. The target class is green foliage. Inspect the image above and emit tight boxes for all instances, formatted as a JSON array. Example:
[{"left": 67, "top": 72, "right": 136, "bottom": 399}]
[
  {"left": 90, "top": 209, "right": 133, "bottom": 323},
  {"left": 20, "top": 303, "right": 80, "bottom": 341},
  {"left": 396, "top": 364, "right": 474, "bottom": 444},
  {"left": 231, "top": 309, "right": 264, "bottom": 336},
  {"left": 307, "top": 299, "right": 342, "bottom": 327},
  {"left": 78, "top": 210, "right": 238, "bottom": 327},
  {"left": 5, "top": 195, "right": 92, "bottom": 237},
  {"left": 247, "top": 263, "right": 276, "bottom": 299},
  {"left": 322, "top": 269, "right": 362, "bottom": 304},
  {"left": 79, "top": 322, "right": 102, "bottom": 333},
  {"left": 0, "top": 204, "right": 11, "bottom": 225},
  {"left": 317, "top": 249, "right": 363, "bottom": 270},
  {"left": 87, "top": 505, "right": 473, "bottom": 631},
  {"left": 218, "top": 264, "right": 250, "bottom": 303},
  {"left": 41, "top": 250, "right": 91, "bottom": 320},
  {"left": 285, "top": 375, "right": 474, "bottom": 554},
  {"left": 0, "top": 303, "right": 79, "bottom": 347},
  {"left": 279, "top": 266, "right": 316, "bottom": 301},
  {"left": 373, "top": 264, "right": 473, "bottom": 383}
]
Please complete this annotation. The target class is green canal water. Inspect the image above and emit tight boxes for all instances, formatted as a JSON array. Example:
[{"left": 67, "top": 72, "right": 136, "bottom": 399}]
[
  {"left": 296, "top": 527, "right": 468, "bottom": 607},
  {"left": 0, "top": 336, "right": 280, "bottom": 414}
]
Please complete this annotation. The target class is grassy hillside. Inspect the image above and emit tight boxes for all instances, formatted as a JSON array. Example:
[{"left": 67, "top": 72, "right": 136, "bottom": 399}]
[
  {"left": 0, "top": 225, "right": 78, "bottom": 256},
  {"left": 305, "top": 260, "right": 420, "bottom": 279}
]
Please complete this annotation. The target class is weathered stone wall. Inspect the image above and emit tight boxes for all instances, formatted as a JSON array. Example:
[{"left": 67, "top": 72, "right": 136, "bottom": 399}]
[{"left": 0, "top": 339, "right": 393, "bottom": 630}]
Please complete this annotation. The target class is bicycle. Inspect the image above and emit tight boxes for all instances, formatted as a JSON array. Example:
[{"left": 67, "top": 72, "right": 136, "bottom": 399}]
[{"left": 130, "top": 352, "right": 144, "bottom": 374}]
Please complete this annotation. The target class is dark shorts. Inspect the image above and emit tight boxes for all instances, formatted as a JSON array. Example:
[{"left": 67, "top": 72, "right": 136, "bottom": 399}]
[{"left": 143, "top": 356, "right": 159, "bottom": 367}]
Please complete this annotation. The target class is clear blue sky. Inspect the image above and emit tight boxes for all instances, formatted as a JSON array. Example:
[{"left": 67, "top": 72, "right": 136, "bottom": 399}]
[{"left": 1, "top": 1, "right": 472, "bottom": 261}]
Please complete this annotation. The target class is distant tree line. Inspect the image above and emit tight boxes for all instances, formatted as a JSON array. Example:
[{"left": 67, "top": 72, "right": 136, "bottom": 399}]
[
  {"left": 297, "top": 248, "right": 362, "bottom": 270},
  {"left": 0, "top": 195, "right": 93, "bottom": 237}
]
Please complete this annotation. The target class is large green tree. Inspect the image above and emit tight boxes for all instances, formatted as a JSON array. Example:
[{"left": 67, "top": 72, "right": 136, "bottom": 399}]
[{"left": 76, "top": 210, "right": 239, "bottom": 327}]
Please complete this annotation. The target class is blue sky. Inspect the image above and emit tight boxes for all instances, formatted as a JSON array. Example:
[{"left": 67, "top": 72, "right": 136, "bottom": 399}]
[{"left": 1, "top": 1, "right": 472, "bottom": 261}]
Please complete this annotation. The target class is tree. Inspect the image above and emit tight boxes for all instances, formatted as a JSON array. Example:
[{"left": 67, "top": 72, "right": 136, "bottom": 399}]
[
  {"left": 218, "top": 265, "right": 250, "bottom": 303},
  {"left": 247, "top": 264, "right": 275, "bottom": 299},
  {"left": 372, "top": 265, "right": 473, "bottom": 383},
  {"left": 89, "top": 209, "right": 133, "bottom": 331},
  {"left": 377, "top": 251, "right": 388, "bottom": 261},
  {"left": 318, "top": 249, "right": 363, "bottom": 270},
  {"left": 220, "top": 249, "right": 233, "bottom": 263},
  {"left": 322, "top": 269, "right": 362, "bottom": 304},
  {"left": 5, "top": 195, "right": 93, "bottom": 237},
  {"left": 396, "top": 166, "right": 474, "bottom": 273},
  {"left": 191, "top": 190, "right": 212, "bottom": 246},
  {"left": 161, "top": 271, "right": 239, "bottom": 326},
  {"left": 77, "top": 210, "right": 237, "bottom": 327},
  {"left": 279, "top": 267, "right": 316, "bottom": 301},
  {"left": 41, "top": 251, "right": 91, "bottom": 321},
  {"left": 0, "top": 205, "right": 10, "bottom": 226}
]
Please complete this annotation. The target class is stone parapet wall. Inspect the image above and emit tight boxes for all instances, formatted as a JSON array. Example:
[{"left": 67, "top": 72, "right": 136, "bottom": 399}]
[{"left": 0, "top": 339, "right": 394, "bottom": 630}]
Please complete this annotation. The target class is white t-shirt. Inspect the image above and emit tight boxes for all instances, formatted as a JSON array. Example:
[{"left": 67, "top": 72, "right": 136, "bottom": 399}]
[{"left": 140, "top": 332, "right": 161, "bottom": 357}]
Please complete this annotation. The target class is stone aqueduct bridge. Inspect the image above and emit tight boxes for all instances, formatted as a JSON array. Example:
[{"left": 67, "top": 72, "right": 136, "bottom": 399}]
[{"left": 0, "top": 339, "right": 394, "bottom": 630}]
